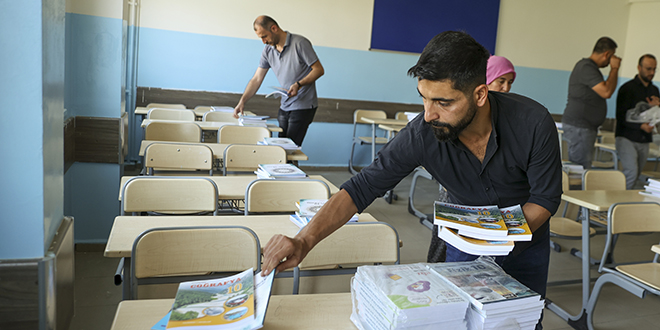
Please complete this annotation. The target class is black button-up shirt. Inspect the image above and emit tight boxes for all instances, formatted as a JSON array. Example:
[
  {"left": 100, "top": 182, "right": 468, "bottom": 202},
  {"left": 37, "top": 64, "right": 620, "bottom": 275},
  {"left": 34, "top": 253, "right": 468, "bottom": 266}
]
[
  {"left": 341, "top": 92, "right": 563, "bottom": 243},
  {"left": 615, "top": 75, "right": 660, "bottom": 143}
]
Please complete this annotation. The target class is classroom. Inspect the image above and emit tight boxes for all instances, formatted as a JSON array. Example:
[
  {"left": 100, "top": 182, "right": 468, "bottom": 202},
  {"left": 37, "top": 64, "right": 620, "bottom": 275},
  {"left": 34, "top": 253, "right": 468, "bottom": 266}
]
[{"left": 4, "top": 0, "right": 660, "bottom": 329}]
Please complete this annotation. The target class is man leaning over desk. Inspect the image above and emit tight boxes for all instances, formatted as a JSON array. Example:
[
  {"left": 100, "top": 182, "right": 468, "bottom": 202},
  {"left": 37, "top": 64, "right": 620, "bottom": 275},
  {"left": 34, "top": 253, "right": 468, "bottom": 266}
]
[
  {"left": 233, "top": 15, "right": 324, "bottom": 147},
  {"left": 262, "top": 31, "right": 562, "bottom": 329}
]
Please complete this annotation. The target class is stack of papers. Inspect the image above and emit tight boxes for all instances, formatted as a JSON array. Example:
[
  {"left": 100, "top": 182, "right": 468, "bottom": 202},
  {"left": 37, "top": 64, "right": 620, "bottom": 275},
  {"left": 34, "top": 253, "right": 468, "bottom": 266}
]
[
  {"left": 426, "top": 258, "right": 544, "bottom": 330},
  {"left": 434, "top": 202, "right": 533, "bottom": 256},
  {"left": 210, "top": 106, "right": 234, "bottom": 112},
  {"left": 350, "top": 263, "right": 469, "bottom": 330},
  {"left": 154, "top": 268, "right": 275, "bottom": 330},
  {"left": 641, "top": 178, "right": 660, "bottom": 198},
  {"left": 255, "top": 163, "right": 307, "bottom": 179},
  {"left": 239, "top": 115, "right": 269, "bottom": 127},
  {"left": 289, "top": 199, "right": 358, "bottom": 228},
  {"left": 258, "top": 137, "right": 301, "bottom": 153}
]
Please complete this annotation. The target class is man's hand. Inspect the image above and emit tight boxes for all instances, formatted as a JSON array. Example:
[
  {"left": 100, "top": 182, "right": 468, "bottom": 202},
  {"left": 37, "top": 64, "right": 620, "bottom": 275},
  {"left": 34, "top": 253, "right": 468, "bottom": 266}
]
[
  {"left": 610, "top": 55, "right": 622, "bottom": 69},
  {"left": 233, "top": 103, "right": 244, "bottom": 119},
  {"left": 647, "top": 95, "right": 660, "bottom": 106},
  {"left": 287, "top": 82, "right": 300, "bottom": 97},
  {"left": 261, "top": 234, "right": 310, "bottom": 276},
  {"left": 641, "top": 122, "right": 655, "bottom": 133}
]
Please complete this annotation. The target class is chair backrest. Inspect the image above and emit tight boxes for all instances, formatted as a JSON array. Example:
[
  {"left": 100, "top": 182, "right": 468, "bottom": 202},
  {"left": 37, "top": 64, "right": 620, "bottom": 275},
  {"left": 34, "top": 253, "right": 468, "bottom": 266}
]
[
  {"left": 300, "top": 222, "right": 400, "bottom": 269},
  {"left": 145, "top": 121, "right": 202, "bottom": 142},
  {"left": 353, "top": 109, "right": 387, "bottom": 124},
  {"left": 130, "top": 226, "right": 261, "bottom": 299},
  {"left": 608, "top": 202, "right": 660, "bottom": 235},
  {"left": 223, "top": 144, "right": 287, "bottom": 175},
  {"left": 194, "top": 105, "right": 213, "bottom": 112},
  {"left": 244, "top": 179, "right": 330, "bottom": 214},
  {"left": 218, "top": 125, "right": 270, "bottom": 144},
  {"left": 204, "top": 111, "right": 239, "bottom": 123},
  {"left": 395, "top": 112, "right": 407, "bottom": 121},
  {"left": 600, "top": 131, "right": 616, "bottom": 144},
  {"left": 121, "top": 177, "right": 218, "bottom": 215},
  {"left": 147, "top": 108, "right": 196, "bottom": 121},
  {"left": 562, "top": 171, "right": 569, "bottom": 191},
  {"left": 583, "top": 169, "right": 626, "bottom": 190},
  {"left": 144, "top": 142, "right": 213, "bottom": 175},
  {"left": 146, "top": 103, "right": 186, "bottom": 109}
]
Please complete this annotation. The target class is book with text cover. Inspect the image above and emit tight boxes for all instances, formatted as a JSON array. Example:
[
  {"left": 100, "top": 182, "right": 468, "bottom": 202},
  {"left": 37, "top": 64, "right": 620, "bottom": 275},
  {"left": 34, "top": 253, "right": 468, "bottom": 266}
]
[
  {"left": 499, "top": 205, "right": 532, "bottom": 241},
  {"left": 165, "top": 269, "right": 274, "bottom": 330},
  {"left": 260, "top": 137, "right": 300, "bottom": 150},
  {"left": 438, "top": 227, "right": 514, "bottom": 256},
  {"left": 255, "top": 164, "right": 306, "bottom": 179},
  {"left": 290, "top": 199, "right": 358, "bottom": 229},
  {"left": 434, "top": 202, "right": 508, "bottom": 240}
]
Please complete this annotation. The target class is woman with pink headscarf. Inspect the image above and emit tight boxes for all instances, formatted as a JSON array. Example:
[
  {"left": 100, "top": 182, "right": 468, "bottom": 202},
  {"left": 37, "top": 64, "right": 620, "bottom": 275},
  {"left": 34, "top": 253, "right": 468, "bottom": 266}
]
[{"left": 487, "top": 55, "right": 516, "bottom": 92}]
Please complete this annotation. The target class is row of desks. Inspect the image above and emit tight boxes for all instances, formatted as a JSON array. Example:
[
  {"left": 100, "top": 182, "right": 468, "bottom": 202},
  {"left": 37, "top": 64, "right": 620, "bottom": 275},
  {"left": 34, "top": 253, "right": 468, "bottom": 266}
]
[
  {"left": 135, "top": 107, "right": 256, "bottom": 118},
  {"left": 139, "top": 140, "right": 308, "bottom": 161},
  {"left": 141, "top": 118, "right": 283, "bottom": 133}
]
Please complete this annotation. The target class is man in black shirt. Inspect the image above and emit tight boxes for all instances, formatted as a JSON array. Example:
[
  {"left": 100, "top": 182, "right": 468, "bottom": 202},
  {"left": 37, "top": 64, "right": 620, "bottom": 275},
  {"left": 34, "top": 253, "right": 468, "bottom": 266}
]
[
  {"left": 261, "top": 31, "right": 562, "bottom": 328},
  {"left": 615, "top": 54, "right": 660, "bottom": 189}
]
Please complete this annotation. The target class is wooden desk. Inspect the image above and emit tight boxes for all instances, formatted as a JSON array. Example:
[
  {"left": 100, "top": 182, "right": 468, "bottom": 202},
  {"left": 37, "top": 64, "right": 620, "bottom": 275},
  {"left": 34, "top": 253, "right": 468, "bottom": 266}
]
[
  {"left": 110, "top": 293, "right": 356, "bottom": 330},
  {"left": 359, "top": 117, "right": 408, "bottom": 160},
  {"left": 141, "top": 118, "right": 282, "bottom": 133},
  {"left": 378, "top": 123, "right": 405, "bottom": 141},
  {"left": 139, "top": 140, "right": 308, "bottom": 162},
  {"left": 134, "top": 106, "right": 255, "bottom": 118},
  {"left": 594, "top": 142, "right": 618, "bottom": 170},
  {"left": 548, "top": 189, "right": 654, "bottom": 327},
  {"left": 105, "top": 214, "right": 377, "bottom": 299},
  {"left": 119, "top": 174, "right": 339, "bottom": 200}
]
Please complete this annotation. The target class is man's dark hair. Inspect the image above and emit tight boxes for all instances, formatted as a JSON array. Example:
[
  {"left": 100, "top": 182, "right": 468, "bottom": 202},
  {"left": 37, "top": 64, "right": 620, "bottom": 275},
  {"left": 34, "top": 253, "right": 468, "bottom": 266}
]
[
  {"left": 639, "top": 54, "right": 656, "bottom": 66},
  {"left": 254, "top": 16, "right": 279, "bottom": 30},
  {"left": 592, "top": 37, "right": 617, "bottom": 54},
  {"left": 408, "top": 31, "right": 489, "bottom": 95}
]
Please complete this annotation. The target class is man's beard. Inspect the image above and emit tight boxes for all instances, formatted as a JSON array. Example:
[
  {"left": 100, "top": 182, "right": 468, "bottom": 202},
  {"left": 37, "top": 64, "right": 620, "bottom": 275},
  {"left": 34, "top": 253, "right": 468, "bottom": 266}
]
[
  {"left": 641, "top": 74, "right": 654, "bottom": 84},
  {"left": 426, "top": 100, "right": 478, "bottom": 142}
]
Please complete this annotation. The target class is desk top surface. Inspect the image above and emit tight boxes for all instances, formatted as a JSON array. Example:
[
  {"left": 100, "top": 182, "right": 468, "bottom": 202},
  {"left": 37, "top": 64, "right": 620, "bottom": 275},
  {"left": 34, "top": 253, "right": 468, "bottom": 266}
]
[
  {"left": 562, "top": 189, "right": 654, "bottom": 211},
  {"left": 141, "top": 118, "right": 282, "bottom": 132},
  {"left": 135, "top": 107, "right": 255, "bottom": 117},
  {"left": 359, "top": 117, "right": 409, "bottom": 125},
  {"left": 119, "top": 174, "right": 339, "bottom": 200},
  {"left": 138, "top": 140, "right": 308, "bottom": 161},
  {"left": 110, "top": 293, "right": 356, "bottom": 330},
  {"left": 105, "top": 214, "right": 377, "bottom": 258}
]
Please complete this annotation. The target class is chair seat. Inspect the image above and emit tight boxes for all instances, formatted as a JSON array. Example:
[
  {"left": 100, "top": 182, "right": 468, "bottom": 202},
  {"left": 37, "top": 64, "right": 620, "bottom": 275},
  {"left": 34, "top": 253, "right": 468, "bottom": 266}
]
[
  {"left": 617, "top": 263, "right": 660, "bottom": 291},
  {"left": 550, "top": 217, "right": 596, "bottom": 237},
  {"left": 356, "top": 136, "right": 388, "bottom": 144}
]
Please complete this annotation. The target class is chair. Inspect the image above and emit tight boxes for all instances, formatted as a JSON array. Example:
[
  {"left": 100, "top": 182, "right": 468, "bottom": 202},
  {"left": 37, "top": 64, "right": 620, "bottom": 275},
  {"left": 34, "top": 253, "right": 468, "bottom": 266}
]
[
  {"left": 144, "top": 121, "right": 202, "bottom": 142},
  {"left": 583, "top": 169, "right": 626, "bottom": 227},
  {"left": 129, "top": 226, "right": 261, "bottom": 299},
  {"left": 222, "top": 144, "right": 286, "bottom": 175},
  {"left": 144, "top": 142, "right": 213, "bottom": 176},
  {"left": 244, "top": 179, "right": 330, "bottom": 215},
  {"left": 395, "top": 112, "right": 408, "bottom": 121},
  {"left": 146, "top": 103, "right": 186, "bottom": 109},
  {"left": 549, "top": 171, "right": 596, "bottom": 252},
  {"left": 593, "top": 131, "right": 616, "bottom": 169},
  {"left": 204, "top": 111, "right": 239, "bottom": 124},
  {"left": 194, "top": 105, "right": 213, "bottom": 112},
  {"left": 585, "top": 202, "right": 660, "bottom": 329},
  {"left": 292, "top": 221, "right": 401, "bottom": 294},
  {"left": 407, "top": 166, "right": 436, "bottom": 230},
  {"left": 121, "top": 177, "right": 219, "bottom": 215},
  {"left": 348, "top": 109, "right": 388, "bottom": 175},
  {"left": 218, "top": 125, "right": 270, "bottom": 144},
  {"left": 147, "top": 108, "right": 196, "bottom": 121}
]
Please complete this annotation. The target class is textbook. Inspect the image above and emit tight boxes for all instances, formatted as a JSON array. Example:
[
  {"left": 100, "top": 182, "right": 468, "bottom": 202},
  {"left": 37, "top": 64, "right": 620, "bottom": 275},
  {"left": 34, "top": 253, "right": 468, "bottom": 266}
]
[
  {"left": 499, "top": 205, "right": 532, "bottom": 241},
  {"left": 438, "top": 227, "right": 514, "bottom": 256},
  {"left": 164, "top": 269, "right": 275, "bottom": 330},
  {"left": 238, "top": 115, "right": 269, "bottom": 127},
  {"left": 255, "top": 164, "right": 306, "bottom": 179},
  {"left": 258, "top": 137, "right": 301, "bottom": 151},
  {"left": 290, "top": 199, "right": 358, "bottom": 229},
  {"left": 434, "top": 202, "right": 508, "bottom": 240}
]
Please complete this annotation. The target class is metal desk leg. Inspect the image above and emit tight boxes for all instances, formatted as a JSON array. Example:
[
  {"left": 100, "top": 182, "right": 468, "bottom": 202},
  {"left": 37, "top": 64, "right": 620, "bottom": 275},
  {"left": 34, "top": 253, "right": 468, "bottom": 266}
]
[{"left": 122, "top": 257, "right": 131, "bottom": 300}]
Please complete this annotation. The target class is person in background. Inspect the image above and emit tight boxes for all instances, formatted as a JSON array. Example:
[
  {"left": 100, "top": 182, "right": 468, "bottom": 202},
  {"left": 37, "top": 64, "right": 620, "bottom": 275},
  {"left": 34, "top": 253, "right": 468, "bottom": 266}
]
[
  {"left": 562, "top": 37, "right": 620, "bottom": 169},
  {"left": 233, "top": 15, "right": 324, "bottom": 147},
  {"left": 487, "top": 55, "right": 516, "bottom": 93},
  {"left": 615, "top": 54, "right": 660, "bottom": 189}
]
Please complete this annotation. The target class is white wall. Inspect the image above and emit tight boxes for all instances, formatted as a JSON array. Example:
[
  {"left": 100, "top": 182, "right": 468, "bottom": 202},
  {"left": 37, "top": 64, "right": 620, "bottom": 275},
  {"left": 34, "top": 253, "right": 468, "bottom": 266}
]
[{"left": 621, "top": 1, "right": 660, "bottom": 77}]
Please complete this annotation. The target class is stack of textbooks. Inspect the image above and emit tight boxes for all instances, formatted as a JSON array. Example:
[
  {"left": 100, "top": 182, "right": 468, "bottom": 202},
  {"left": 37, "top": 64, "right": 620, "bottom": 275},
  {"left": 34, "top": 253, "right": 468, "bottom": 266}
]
[
  {"left": 239, "top": 115, "right": 269, "bottom": 127},
  {"left": 426, "top": 258, "right": 544, "bottom": 330},
  {"left": 151, "top": 268, "right": 275, "bottom": 330},
  {"left": 210, "top": 106, "right": 234, "bottom": 112},
  {"left": 350, "top": 263, "right": 469, "bottom": 330},
  {"left": 255, "top": 163, "right": 307, "bottom": 179},
  {"left": 289, "top": 199, "right": 358, "bottom": 228},
  {"left": 434, "top": 202, "right": 533, "bottom": 256},
  {"left": 641, "top": 178, "right": 660, "bottom": 198},
  {"left": 257, "top": 137, "right": 301, "bottom": 153}
]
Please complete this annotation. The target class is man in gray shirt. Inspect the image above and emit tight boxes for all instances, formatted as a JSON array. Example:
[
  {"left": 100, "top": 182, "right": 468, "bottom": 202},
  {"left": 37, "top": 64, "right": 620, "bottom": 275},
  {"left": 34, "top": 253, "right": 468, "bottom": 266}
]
[
  {"left": 562, "top": 37, "right": 620, "bottom": 169},
  {"left": 234, "top": 15, "right": 324, "bottom": 147}
]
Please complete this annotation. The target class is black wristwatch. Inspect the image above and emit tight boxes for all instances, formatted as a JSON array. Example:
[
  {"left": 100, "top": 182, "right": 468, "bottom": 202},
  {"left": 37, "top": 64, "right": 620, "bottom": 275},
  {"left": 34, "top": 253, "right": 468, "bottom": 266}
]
[{"left": 296, "top": 81, "right": 301, "bottom": 88}]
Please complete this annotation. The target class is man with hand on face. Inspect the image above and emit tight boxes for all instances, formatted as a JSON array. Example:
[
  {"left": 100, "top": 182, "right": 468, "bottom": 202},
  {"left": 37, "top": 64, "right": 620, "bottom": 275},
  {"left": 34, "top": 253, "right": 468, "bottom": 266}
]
[
  {"left": 562, "top": 37, "right": 621, "bottom": 169},
  {"left": 615, "top": 54, "right": 660, "bottom": 189},
  {"left": 261, "top": 31, "right": 562, "bottom": 330},
  {"left": 234, "top": 15, "right": 324, "bottom": 147}
]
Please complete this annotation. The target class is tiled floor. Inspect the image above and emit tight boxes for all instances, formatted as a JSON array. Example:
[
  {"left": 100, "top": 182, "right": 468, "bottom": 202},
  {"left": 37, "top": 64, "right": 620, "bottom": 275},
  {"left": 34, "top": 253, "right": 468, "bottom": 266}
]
[{"left": 68, "top": 167, "right": 660, "bottom": 330}]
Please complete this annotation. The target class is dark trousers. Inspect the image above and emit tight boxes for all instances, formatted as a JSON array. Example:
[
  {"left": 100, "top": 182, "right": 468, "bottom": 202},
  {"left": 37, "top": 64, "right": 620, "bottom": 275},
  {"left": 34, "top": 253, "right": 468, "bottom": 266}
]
[
  {"left": 277, "top": 107, "right": 317, "bottom": 147},
  {"left": 444, "top": 225, "right": 551, "bottom": 329}
]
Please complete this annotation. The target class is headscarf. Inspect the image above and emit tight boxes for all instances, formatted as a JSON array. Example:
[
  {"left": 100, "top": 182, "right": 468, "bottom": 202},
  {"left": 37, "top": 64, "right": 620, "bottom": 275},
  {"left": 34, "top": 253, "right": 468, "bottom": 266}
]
[{"left": 486, "top": 55, "right": 516, "bottom": 85}]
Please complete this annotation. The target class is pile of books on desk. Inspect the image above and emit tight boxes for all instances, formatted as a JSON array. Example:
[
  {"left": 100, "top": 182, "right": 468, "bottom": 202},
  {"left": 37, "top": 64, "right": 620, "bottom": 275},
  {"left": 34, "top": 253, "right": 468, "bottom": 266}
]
[
  {"left": 434, "top": 202, "right": 532, "bottom": 256},
  {"left": 350, "top": 263, "right": 469, "bottom": 330},
  {"left": 239, "top": 115, "right": 269, "bottom": 127},
  {"left": 289, "top": 199, "right": 358, "bottom": 228},
  {"left": 641, "top": 178, "right": 660, "bottom": 198},
  {"left": 210, "top": 106, "right": 234, "bottom": 112},
  {"left": 427, "top": 258, "right": 544, "bottom": 330},
  {"left": 258, "top": 137, "right": 301, "bottom": 153},
  {"left": 255, "top": 163, "right": 307, "bottom": 179}
]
